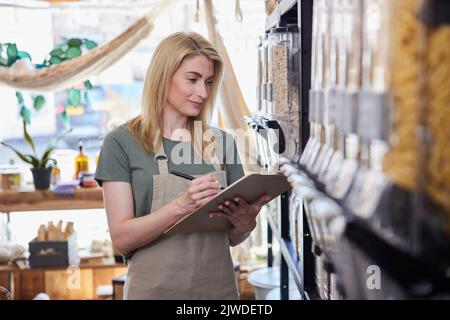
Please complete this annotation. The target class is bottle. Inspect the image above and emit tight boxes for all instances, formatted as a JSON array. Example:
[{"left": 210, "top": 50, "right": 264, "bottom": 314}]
[
  {"left": 51, "top": 166, "right": 61, "bottom": 186},
  {"left": 74, "top": 140, "right": 89, "bottom": 180}
]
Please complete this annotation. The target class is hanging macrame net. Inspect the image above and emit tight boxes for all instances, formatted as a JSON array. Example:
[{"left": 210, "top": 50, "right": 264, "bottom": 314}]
[{"left": 0, "top": 0, "right": 175, "bottom": 92}]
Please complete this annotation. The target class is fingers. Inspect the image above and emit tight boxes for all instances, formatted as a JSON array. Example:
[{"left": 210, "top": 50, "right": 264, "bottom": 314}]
[
  {"left": 223, "top": 200, "right": 238, "bottom": 212},
  {"left": 191, "top": 188, "right": 219, "bottom": 203},
  {"left": 209, "top": 211, "right": 230, "bottom": 219},
  {"left": 192, "top": 175, "right": 216, "bottom": 185},
  {"left": 252, "top": 194, "right": 271, "bottom": 210},
  {"left": 196, "top": 194, "right": 219, "bottom": 207},
  {"left": 188, "top": 180, "right": 221, "bottom": 194},
  {"left": 217, "top": 203, "right": 233, "bottom": 216},
  {"left": 233, "top": 197, "right": 250, "bottom": 211}
]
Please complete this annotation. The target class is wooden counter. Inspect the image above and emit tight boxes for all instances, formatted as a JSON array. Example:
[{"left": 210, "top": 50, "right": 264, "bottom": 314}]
[
  {"left": 0, "top": 187, "right": 103, "bottom": 213},
  {"left": 0, "top": 188, "right": 114, "bottom": 300},
  {"left": 0, "top": 258, "right": 127, "bottom": 300}
]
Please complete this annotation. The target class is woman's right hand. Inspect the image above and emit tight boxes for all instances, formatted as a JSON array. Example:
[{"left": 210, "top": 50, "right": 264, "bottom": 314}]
[{"left": 174, "top": 175, "right": 221, "bottom": 216}]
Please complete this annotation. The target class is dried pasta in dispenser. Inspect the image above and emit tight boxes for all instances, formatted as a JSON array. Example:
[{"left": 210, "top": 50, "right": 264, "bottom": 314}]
[
  {"left": 425, "top": 23, "right": 450, "bottom": 220},
  {"left": 382, "top": 0, "right": 426, "bottom": 191}
]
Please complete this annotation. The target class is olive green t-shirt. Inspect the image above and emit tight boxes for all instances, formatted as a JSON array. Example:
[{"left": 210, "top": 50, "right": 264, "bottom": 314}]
[{"left": 94, "top": 124, "right": 245, "bottom": 218}]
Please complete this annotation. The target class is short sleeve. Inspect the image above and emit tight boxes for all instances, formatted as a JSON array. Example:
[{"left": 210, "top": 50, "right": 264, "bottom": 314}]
[{"left": 95, "top": 130, "right": 131, "bottom": 187}]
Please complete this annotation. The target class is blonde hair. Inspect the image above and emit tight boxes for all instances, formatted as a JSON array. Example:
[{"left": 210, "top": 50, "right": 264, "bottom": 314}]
[{"left": 127, "top": 32, "right": 223, "bottom": 161}]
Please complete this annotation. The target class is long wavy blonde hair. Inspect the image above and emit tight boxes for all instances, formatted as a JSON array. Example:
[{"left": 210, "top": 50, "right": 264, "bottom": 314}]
[{"left": 127, "top": 32, "right": 223, "bottom": 161}]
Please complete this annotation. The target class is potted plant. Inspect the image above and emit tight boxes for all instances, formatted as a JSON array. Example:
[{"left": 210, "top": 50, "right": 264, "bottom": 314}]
[{"left": 1, "top": 119, "right": 72, "bottom": 190}]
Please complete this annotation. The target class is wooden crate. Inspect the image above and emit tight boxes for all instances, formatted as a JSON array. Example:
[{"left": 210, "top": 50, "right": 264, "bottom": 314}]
[{"left": 29, "top": 233, "right": 78, "bottom": 268}]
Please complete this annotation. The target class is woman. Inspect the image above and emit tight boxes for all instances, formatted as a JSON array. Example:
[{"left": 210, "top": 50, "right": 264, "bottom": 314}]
[{"left": 95, "top": 32, "right": 269, "bottom": 300}]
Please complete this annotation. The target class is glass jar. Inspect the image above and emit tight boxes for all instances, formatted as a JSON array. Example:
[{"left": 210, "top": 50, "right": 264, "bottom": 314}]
[
  {"left": 256, "top": 37, "right": 263, "bottom": 115},
  {"left": 361, "top": 0, "right": 391, "bottom": 93},
  {"left": 345, "top": 0, "right": 363, "bottom": 92},
  {"left": 261, "top": 33, "right": 270, "bottom": 116},
  {"left": 422, "top": 0, "right": 450, "bottom": 226},
  {"left": 268, "top": 26, "right": 296, "bottom": 120},
  {"left": 267, "top": 25, "right": 301, "bottom": 162},
  {"left": 381, "top": 0, "right": 424, "bottom": 191}
]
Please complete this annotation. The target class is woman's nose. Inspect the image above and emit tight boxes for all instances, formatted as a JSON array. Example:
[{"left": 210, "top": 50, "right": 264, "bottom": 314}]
[{"left": 195, "top": 82, "right": 208, "bottom": 99}]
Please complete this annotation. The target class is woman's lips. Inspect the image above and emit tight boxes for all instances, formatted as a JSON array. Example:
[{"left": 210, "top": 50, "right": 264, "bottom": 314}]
[{"left": 188, "top": 100, "right": 202, "bottom": 108}]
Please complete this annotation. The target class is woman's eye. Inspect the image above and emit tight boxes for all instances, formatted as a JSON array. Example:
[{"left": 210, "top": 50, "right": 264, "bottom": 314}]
[
  {"left": 188, "top": 79, "right": 197, "bottom": 83},
  {"left": 206, "top": 81, "right": 213, "bottom": 87}
]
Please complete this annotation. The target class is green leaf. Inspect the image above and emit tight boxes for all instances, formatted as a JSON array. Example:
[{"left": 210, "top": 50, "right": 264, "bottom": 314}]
[
  {"left": 84, "top": 39, "right": 98, "bottom": 50},
  {"left": 84, "top": 80, "right": 93, "bottom": 90},
  {"left": 49, "top": 56, "right": 62, "bottom": 65},
  {"left": 17, "top": 51, "right": 32, "bottom": 61},
  {"left": 50, "top": 48, "right": 64, "bottom": 57},
  {"left": 68, "top": 38, "right": 82, "bottom": 47},
  {"left": 20, "top": 106, "right": 31, "bottom": 125},
  {"left": 68, "top": 89, "right": 81, "bottom": 106},
  {"left": 60, "top": 110, "right": 69, "bottom": 128},
  {"left": 15, "top": 91, "right": 24, "bottom": 105},
  {"left": 22, "top": 119, "right": 37, "bottom": 156},
  {"left": 35, "top": 63, "right": 47, "bottom": 69},
  {"left": 7, "top": 43, "right": 18, "bottom": 66},
  {"left": 41, "top": 158, "right": 57, "bottom": 168},
  {"left": 60, "top": 44, "right": 69, "bottom": 52},
  {"left": 66, "top": 46, "right": 81, "bottom": 59},
  {"left": 24, "top": 154, "right": 40, "bottom": 168},
  {"left": 33, "top": 95, "right": 45, "bottom": 111},
  {"left": 0, "top": 141, "right": 36, "bottom": 166}
]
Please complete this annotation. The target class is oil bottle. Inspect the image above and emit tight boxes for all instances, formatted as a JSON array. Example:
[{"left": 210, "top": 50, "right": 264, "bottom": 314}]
[{"left": 74, "top": 140, "right": 89, "bottom": 180}]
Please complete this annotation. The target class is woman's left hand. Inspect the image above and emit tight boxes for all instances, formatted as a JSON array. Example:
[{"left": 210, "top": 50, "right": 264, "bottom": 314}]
[{"left": 209, "top": 195, "right": 271, "bottom": 233}]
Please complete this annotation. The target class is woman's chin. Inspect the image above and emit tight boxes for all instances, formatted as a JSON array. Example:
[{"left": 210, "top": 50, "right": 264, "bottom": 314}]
[{"left": 184, "top": 109, "right": 202, "bottom": 117}]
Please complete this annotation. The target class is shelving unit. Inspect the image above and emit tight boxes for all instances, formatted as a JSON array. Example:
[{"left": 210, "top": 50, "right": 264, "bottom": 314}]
[
  {"left": 256, "top": 0, "right": 450, "bottom": 300},
  {"left": 276, "top": 0, "right": 450, "bottom": 300},
  {"left": 249, "top": 0, "right": 314, "bottom": 300}
]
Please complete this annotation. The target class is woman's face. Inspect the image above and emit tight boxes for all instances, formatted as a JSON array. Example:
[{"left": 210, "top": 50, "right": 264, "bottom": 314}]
[{"left": 165, "top": 54, "right": 215, "bottom": 118}]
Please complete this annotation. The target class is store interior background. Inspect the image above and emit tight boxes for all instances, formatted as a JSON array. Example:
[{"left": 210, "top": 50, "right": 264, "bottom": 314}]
[
  {"left": 1, "top": 0, "right": 449, "bottom": 301},
  {"left": 0, "top": 0, "right": 272, "bottom": 274}
]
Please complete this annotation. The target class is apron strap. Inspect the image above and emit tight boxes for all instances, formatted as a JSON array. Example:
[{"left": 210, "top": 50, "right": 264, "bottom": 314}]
[
  {"left": 155, "top": 143, "right": 169, "bottom": 175},
  {"left": 210, "top": 155, "right": 223, "bottom": 172}
]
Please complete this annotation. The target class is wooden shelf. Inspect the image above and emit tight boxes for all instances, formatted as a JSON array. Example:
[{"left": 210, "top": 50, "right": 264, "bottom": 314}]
[{"left": 0, "top": 187, "right": 103, "bottom": 213}]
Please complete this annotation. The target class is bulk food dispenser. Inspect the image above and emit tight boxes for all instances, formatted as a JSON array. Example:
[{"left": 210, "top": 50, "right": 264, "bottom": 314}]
[{"left": 280, "top": 0, "right": 450, "bottom": 299}]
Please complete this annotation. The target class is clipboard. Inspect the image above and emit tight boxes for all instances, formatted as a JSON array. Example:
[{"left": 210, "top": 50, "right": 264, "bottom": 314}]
[{"left": 164, "top": 173, "right": 291, "bottom": 235}]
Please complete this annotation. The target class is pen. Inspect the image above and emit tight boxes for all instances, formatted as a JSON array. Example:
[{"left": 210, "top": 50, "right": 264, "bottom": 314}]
[{"left": 170, "top": 170, "right": 225, "bottom": 190}]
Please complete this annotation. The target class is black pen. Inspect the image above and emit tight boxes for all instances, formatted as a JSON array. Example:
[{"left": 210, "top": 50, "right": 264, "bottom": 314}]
[{"left": 170, "top": 170, "right": 225, "bottom": 190}]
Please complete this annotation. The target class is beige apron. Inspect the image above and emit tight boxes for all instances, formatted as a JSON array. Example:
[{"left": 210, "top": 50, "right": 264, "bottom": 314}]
[{"left": 124, "top": 144, "right": 239, "bottom": 300}]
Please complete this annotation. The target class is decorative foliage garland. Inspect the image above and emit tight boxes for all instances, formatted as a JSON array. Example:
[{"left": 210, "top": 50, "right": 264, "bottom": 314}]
[{"left": 0, "top": 38, "right": 98, "bottom": 128}]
